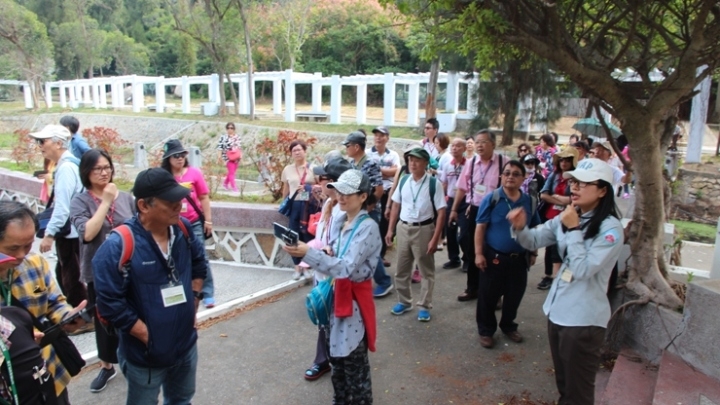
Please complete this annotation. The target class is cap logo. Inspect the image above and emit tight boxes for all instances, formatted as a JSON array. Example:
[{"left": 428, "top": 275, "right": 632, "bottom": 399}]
[{"left": 578, "top": 161, "right": 594, "bottom": 170}]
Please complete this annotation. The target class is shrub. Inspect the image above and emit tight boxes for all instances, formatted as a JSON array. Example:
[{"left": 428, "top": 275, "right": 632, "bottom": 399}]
[
  {"left": 245, "top": 130, "right": 318, "bottom": 201},
  {"left": 82, "top": 126, "right": 129, "bottom": 177},
  {"left": 10, "top": 129, "right": 42, "bottom": 169}
]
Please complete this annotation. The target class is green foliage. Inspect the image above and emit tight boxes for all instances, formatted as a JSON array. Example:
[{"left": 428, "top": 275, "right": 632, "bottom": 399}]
[{"left": 670, "top": 219, "right": 717, "bottom": 244}]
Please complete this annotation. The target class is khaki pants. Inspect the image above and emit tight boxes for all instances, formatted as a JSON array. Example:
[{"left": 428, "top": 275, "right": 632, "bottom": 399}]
[{"left": 394, "top": 221, "right": 435, "bottom": 309}]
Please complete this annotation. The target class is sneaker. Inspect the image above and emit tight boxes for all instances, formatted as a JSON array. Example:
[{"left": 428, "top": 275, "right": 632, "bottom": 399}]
[
  {"left": 442, "top": 260, "right": 461, "bottom": 269},
  {"left": 436, "top": 244, "right": 443, "bottom": 251},
  {"left": 292, "top": 271, "right": 302, "bottom": 281},
  {"left": 373, "top": 284, "right": 393, "bottom": 298},
  {"left": 411, "top": 268, "right": 422, "bottom": 283},
  {"left": 391, "top": 303, "right": 412, "bottom": 315},
  {"left": 622, "top": 193, "right": 630, "bottom": 199},
  {"left": 90, "top": 366, "right": 117, "bottom": 393},
  {"left": 303, "top": 270, "right": 314, "bottom": 280},
  {"left": 537, "top": 277, "right": 553, "bottom": 290},
  {"left": 418, "top": 309, "right": 431, "bottom": 322},
  {"left": 203, "top": 297, "right": 215, "bottom": 308}
]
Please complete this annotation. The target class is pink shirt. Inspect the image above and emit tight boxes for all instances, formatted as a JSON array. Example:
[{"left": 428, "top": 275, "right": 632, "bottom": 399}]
[
  {"left": 455, "top": 153, "right": 504, "bottom": 206},
  {"left": 175, "top": 166, "right": 210, "bottom": 223}
]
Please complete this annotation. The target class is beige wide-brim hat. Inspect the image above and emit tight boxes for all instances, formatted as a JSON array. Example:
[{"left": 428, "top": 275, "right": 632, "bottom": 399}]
[{"left": 552, "top": 147, "right": 579, "bottom": 168}]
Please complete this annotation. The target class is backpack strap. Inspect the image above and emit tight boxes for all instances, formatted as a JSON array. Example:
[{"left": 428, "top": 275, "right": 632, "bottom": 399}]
[
  {"left": 496, "top": 154, "right": 504, "bottom": 189},
  {"left": 429, "top": 176, "right": 437, "bottom": 220},
  {"left": 176, "top": 217, "right": 191, "bottom": 238},
  {"left": 113, "top": 225, "right": 134, "bottom": 273},
  {"left": 398, "top": 174, "right": 409, "bottom": 194},
  {"left": 488, "top": 188, "right": 501, "bottom": 212}
]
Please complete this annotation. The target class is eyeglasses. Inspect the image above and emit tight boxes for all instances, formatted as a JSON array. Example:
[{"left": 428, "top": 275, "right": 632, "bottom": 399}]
[
  {"left": 171, "top": 153, "right": 187, "bottom": 159},
  {"left": 227, "top": 127, "right": 235, "bottom": 130},
  {"left": 568, "top": 179, "right": 599, "bottom": 188},
  {"left": 518, "top": 149, "right": 528, "bottom": 153},
  {"left": 476, "top": 140, "right": 491, "bottom": 145},
  {"left": 92, "top": 165, "right": 113, "bottom": 175},
  {"left": 424, "top": 126, "right": 433, "bottom": 130},
  {"left": 35, "top": 138, "right": 47, "bottom": 146},
  {"left": 502, "top": 171, "right": 523, "bottom": 178}
]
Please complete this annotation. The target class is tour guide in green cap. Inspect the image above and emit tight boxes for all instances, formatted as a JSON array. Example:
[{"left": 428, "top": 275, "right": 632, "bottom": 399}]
[{"left": 385, "top": 147, "right": 446, "bottom": 322}]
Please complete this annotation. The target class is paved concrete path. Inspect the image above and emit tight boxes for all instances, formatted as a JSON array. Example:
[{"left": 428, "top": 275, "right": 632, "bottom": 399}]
[{"left": 67, "top": 253, "right": 560, "bottom": 404}]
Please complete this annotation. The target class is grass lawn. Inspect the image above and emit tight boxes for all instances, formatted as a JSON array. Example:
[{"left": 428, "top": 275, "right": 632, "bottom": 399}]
[{"left": 671, "top": 219, "right": 718, "bottom": 244}]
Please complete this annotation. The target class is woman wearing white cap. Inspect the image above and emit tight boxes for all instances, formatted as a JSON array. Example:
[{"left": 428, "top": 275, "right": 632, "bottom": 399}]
[
  {"left": 284, "top": 169, "right": 380, "bottom": 405},
  {"left": 506, "top": 158, "right": 624, "bottom": 405}
]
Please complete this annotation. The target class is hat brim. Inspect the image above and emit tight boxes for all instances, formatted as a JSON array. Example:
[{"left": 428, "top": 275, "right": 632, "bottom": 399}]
[
  {"left": 407, "top": 151, "right": 429, "bottom": 160},
  {"left": 0, "top": 253, "right": 14, "bottom": 265},
  {"left": 327, "top": 182, "right": 358, "bottom": 195},
  {"left": 563, "top": 170, "right": 601, "bottom": 183},
  {"left": 313, "top": 166, "right": 327, "bottom": 176},
  {"left": 156, "top": 184, "right": 191, "bottom": 202},
  {"left": 372, "top": 128, "right": 389, "bottom": 135},
  {"left": 162, "top": 149, "right": 188, "bottom": 160}
]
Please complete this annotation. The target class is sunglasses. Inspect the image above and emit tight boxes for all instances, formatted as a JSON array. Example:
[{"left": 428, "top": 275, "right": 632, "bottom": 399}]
[
  {"left": 171, "top": 153, "right": 187, "bottom": 159},
  {"left": 35, "top": 138, "right": 47, "bottom": 146},
  {"left": 518, "top": 149, "right": 528, "bottom": 153},
  {"left": 502, "top": 171, "right": 523, "bottom": 178}
]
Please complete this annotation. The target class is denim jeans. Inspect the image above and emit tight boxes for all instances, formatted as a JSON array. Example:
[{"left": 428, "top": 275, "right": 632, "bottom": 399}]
[
  {"left": 118, "top": 344, "right": 198, "bottom": 405},
  {"left": 190, "top": 221, "right": 214, "bottom": 299},
  {"left": 368, "top": 210, "right": 392, "bottom": 289}
]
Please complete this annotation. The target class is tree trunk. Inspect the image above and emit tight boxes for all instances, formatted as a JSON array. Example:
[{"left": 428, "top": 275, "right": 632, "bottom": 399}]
[
  {"left": 217, "top": 67, "right": 227, "bottom": 117},
  {"left": 622, "top": 116, "right": 683, "bottom": 308},
  {"left": 425, "top": 57, "right": 440, "bottom": 119},
  {"left": 501, "top": 88, "right": 520, "bottom": 146},
  {"left": 237, "top": 0, "right": 255, "bottom": 120},
  {"left": 225, "top": 72, "right": 240, "bottom": 115},
  {"left": 713, "top": 81, "right": 720, "bottom": 123}
]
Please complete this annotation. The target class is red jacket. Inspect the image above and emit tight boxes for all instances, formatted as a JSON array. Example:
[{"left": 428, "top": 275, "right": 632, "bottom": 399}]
[{"left": 334, "top": 278, "right": 376, "bottom": 352}]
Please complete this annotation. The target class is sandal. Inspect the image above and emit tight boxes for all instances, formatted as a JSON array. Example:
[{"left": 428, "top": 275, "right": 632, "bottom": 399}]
[{"left": 304, "top": 363, "right": 331, "bottom": 381}]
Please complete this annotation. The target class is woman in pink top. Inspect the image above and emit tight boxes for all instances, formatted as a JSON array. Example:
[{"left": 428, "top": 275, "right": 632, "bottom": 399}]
[{"left": 161, "top": 139, "right": 216, "bottom": 308}]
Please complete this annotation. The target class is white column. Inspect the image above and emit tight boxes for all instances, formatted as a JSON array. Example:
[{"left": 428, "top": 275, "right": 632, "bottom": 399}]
[
  {"left": 44, "top": 82, "right": 52, "bottom": 108},
  {"left": 69, "top": 83, "right": 77, "bottom": 108},
  {"left": 446, "top": 71, "right": 459, "bottom": 113},
  {"left": 83, "top": 84, "right": 92, "bottom": 103},
  {"left": 407, "top": 82, "right": 420, "bottom": 126},
  {"left": 23, "top": 83, "right": 33, "bottom": 109},
  {"left": 99, "top": 83, "right": 107, "bottom": 108},
  {"left": 182, "top": 76, "right": 191, "bottom": 114},
  {"left": 92, "top": 80, "right": 100, "bottom": 109},
  {"left": 312, "top": 72, "right": 323, "bottom": 112},
  {"left": 272, "top": 79, "right": 282, "bottom": 115},
  {"left": 516, "top": 94, "right": 532, "bottom": 132},
  {"left": 110, "top": 80, "right": 120, "bottom": 109},
  {"left": 132, "top": 76, "right": 144, "bottom": 113},
  {"left": 330, "top": 75, "right": 342, "bottom": 124},
  {"left": 238, "top": 77, "right": 249, "bottom": 114},
  {"left": 284, "top": 69, "right": 295, "bottom": 122},
  {"left": 155, "top": 77, "right": 166, "bottom": 113},
  {"left": 383, "top": 73, "right": 396, "bottom": 126},
  {"left": 467, "top": 75, "right": 479, "bottom": 116},
  {"left": 688, "top": 66, "right": 712, "bottom": 163},
  {"left": 356, "top": 84, "right": 367, "bottom": 124},
  {"left": 209, "top": 74, "right": 219, "bottom": 104},
  {"left": 59, "top": 84, "right": 67, "bottom": 108}
]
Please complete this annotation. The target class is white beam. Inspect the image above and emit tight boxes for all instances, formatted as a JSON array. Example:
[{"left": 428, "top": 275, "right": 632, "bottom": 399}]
[
  {"left": 312, "top": 72, "right": 323, "bottom": 112},
  {"left": 92, "top": 80, "right": 100, "bottom": 109},
  {"left": 687, "top": 66, "right": 712, "bottom": 163},
  {"left": 446, "top": 71, "right": 459, "bottom": 113},
  {"left": 181, "top": 76, "right": 191, "bottom": 114},
  {"left": 155, "top": 77, "right": 166, "bottom": 113},
  {"left": 59, "top": 84, "right": 67, "bottom": 108},
  {"left": 44, "top": 82, "right": 52, "bottom": 108},
  {"left": 132, "top": 76, "right": 144, "bottom": 113},
  {"left": 23, "top": 83, "right": 33, "bottom": 109},
  {"left": 99, "top": 84, "right": 107, "bottom": 108},
  {"left": 272, "top": 79, "right": 282, "bottom": 115}
]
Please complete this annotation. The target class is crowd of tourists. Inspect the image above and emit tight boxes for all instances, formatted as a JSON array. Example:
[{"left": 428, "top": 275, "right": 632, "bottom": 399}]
[{"left": 0, "top": 116, "right": 630, "bottom": 405}]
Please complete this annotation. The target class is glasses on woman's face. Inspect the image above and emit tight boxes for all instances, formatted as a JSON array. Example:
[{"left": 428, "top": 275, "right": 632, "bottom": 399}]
[
  {"left": 502, "top": 170, "right": 523, "bottom": 178},
  {"left": 568, "top": 179, "right": 599, "bottom": 188},
  {"left": 171, "top": 153, "right": 187, "bottom": 159},
  {"left": 519, "top": 148, "right": 528, "bottom": 153},
  {"left": 227, "top": 127, "right": 235, "bottom": 130},
  {"left": 92, "top": 165, "right": 113, "bottom": 175}
]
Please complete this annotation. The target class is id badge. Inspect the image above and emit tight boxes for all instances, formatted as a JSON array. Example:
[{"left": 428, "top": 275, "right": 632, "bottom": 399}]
[
  {"left": 181, "top": 202, "right": 188, "bottom": 213},
  {"left": 299, "top": 191, "right": 309, "bottom": 200},
  {"left": 475, "top": 184, "right": 487, "bottom": 195},
  {"left": 560, "top": 269, "right": 573, "bottom": 283},
  {"left": 408, "top": 208, "right": 420, "bottom": 219},
  {"left": 161, "top": 283, "right": 187, "bottom": 307}
]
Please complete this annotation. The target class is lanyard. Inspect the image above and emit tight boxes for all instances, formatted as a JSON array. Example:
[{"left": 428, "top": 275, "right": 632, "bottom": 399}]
[
  {"left": 295, "top": 164, "right": 308, "bottom": 186},
  {"left": 335, "top": 214, "right": 369, "bottom": 259},
  {"left": 409, "top": 175, "right": 427, "bottom": 208},
  {"left": 0, "top": 273, "right": 11, "bottom": 306},
  {"left": 0, "top": 338, "right": 19, "bottom": 405},
  {"left": 90, "top": 193, "right": 116, "bottom": 228}
]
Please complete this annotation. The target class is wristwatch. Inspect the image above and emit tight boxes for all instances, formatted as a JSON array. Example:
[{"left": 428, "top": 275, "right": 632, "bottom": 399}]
[{"left": 192, "top": 291, "right": 204, "bottom": 300}]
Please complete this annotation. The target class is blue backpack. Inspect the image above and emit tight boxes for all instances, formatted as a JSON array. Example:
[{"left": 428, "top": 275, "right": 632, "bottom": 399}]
[{"left": 306, "top": 214, "right": 369, "bottom": 326}]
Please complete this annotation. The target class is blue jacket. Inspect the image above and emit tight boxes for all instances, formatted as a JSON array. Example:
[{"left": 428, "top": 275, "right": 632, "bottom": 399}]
[
  {"left": 70, "top": 133, "right": 90, "bottom": 159},
  {"left": 92, "top": 217, "right": 207, "bottom": 368}
]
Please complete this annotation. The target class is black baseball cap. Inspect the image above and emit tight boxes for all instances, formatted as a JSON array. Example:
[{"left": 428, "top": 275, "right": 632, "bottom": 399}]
[
  {"left": 133, "top": 168, "right": 190, "bottom": 202},
  {"left": 342, "top": 131, "right": 367, "bottom": 147},
  {"left": 372, "top": 126, "right": 389, "bottom": 136},
  {"left": 314, "top": 157, "right": 353, "bottom": 181}
]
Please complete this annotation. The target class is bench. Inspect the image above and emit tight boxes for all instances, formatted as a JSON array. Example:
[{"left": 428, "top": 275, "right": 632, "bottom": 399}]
[{"left": 296, "top": 112, "right": 329, "bottom": 122}]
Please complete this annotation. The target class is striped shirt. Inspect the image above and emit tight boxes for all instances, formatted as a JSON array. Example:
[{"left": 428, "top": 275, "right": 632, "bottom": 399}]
[
  {"left": 216, "top": 133, "right": 242, "bottom": 162},
  {"left": 2, "top": 253, "right": 73, "bottom": 396}
]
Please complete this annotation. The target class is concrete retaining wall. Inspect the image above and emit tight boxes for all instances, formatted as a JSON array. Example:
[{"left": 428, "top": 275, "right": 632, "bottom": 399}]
[
  {"left": 0, "top": 167, "right": 295, "bottom": 269},
  {"left": 673, "top": 165, "right": 720, "bottom": 223}
]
